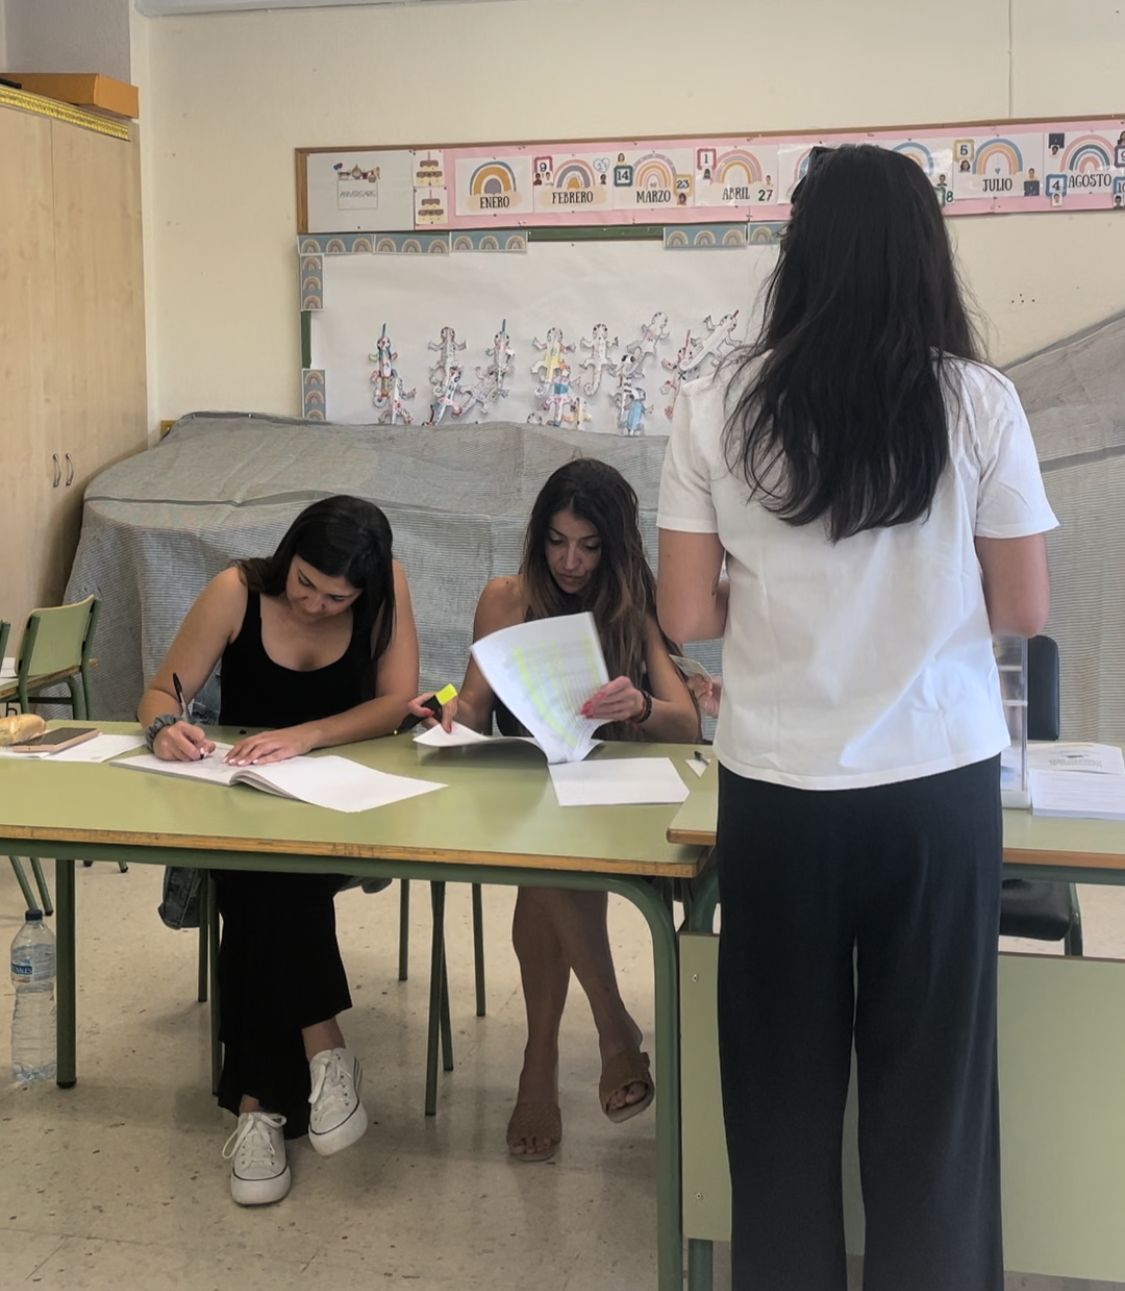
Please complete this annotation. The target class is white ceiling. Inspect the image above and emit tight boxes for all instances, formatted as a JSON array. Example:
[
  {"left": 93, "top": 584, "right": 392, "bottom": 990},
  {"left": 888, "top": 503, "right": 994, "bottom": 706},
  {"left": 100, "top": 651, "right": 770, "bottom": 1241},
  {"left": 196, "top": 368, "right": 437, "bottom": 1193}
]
[{"left": 135, "top": 0, "right": 516, "bottom": 13}]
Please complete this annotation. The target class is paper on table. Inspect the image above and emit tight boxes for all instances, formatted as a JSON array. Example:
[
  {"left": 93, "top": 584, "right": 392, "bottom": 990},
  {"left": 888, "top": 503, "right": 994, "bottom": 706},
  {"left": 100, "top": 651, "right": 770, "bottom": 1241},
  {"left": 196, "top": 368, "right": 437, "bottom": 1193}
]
[
  {"left": 0, "top": 733, "right": 145, "bottom": 762},
  {"left": 115, "top": 746, "right": 444, "bottom": 813},
  {"left": 0, "top": 656, "right": 15, "bottom": 680},
  {"left": 549, "top": 758, "right": 689, "bottom": 807},
  {"left": 414, "top": 721, "right": 543, "bottom": 751},
  {"left": 1027, "top": 742, "right": 1125, "bottom": 775},
  {"left": 470, "top": 612, "right": 608, "bottom": 764},
  {"left": 1029, "top": 769, "right": 1125, "bottom": 822}
]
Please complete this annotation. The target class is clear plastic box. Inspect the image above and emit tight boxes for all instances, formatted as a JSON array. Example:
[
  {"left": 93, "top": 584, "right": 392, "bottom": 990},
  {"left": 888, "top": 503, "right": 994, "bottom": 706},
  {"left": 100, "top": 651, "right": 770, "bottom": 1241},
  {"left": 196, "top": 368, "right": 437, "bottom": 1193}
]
[{"left": 996, "top": 635, "right": 1029, "bottom": 808}]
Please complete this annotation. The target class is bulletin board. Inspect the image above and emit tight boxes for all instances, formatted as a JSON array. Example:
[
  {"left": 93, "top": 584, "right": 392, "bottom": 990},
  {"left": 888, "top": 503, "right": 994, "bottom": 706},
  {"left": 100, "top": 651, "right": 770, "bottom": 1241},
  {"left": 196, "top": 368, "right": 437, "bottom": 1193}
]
[{"left": 295, "top": 114, "right": 1125, "bottom": 427}]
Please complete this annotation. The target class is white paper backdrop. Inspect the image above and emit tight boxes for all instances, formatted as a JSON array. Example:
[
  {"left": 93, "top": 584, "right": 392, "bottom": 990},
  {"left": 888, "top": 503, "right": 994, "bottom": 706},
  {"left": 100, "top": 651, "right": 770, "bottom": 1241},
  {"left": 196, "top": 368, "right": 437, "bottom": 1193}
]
[{"left": 310, "top": 239, "right": 778, "bottom": 430}]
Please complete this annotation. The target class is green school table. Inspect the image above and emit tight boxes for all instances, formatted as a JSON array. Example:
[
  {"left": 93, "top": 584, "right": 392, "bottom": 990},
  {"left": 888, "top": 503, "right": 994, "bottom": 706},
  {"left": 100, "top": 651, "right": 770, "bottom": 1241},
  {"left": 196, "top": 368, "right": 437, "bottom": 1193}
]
[
  {"left": 667, "top": 758, "right": 1125, "bottom": 1289},
  {"left": 0, "top": 725, "right": 709, "bottom": 1291}
]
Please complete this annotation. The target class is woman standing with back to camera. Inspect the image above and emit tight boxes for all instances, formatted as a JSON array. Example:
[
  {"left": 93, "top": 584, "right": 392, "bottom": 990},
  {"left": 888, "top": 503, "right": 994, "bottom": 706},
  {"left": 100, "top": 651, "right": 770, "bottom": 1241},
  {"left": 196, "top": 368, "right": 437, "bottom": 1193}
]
[{"left": 657, "top": 145, "right": 1056, "bottom": 1290}]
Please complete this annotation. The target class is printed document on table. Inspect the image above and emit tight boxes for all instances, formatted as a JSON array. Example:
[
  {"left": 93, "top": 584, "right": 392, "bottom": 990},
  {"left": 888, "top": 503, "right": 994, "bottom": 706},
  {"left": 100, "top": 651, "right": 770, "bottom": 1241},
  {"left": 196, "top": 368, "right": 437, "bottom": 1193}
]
[
  {"left": 549, "top": 758, "right": 690, "bottom": 807},
  {"left": 470, "top": 612, "right": 608, "bottom": 764},
  {"left": 1029, "top": 769, "right": 1125, "bottom": 822},
  {"left": 1026, "top": 742, "right": 1125, "bottom": 775}
]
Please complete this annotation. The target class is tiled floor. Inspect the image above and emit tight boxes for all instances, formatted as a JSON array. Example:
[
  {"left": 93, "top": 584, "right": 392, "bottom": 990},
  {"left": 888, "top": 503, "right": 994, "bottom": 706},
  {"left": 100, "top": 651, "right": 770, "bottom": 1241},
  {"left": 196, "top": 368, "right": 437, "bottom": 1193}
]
[{"left": 1, "top": 861, "right": 1123, "bottom": 1290}]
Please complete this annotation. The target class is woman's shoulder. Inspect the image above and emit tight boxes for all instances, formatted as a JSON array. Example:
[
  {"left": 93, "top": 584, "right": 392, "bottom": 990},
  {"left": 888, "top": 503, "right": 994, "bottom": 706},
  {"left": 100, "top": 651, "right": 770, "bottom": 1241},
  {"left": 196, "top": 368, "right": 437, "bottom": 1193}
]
[
  {"left": 194, "top": 565, "right": 248, "bottom": 631},
  {"left": 476, "top": 575, "right": 526, "bottom": 628}
]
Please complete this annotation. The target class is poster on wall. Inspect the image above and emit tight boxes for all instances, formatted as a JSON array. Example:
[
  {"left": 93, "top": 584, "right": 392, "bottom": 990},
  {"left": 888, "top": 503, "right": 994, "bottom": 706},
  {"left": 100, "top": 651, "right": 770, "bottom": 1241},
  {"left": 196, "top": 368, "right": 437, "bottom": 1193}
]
[
  {"left": 305, "top": 149, "right": 417, "bottom": 233},
  {"left": 306, "top": 238, "right": 777, "bottom": 430},
  {"left": 298, "top": 118, "right": 1125, "bottom": 235}
]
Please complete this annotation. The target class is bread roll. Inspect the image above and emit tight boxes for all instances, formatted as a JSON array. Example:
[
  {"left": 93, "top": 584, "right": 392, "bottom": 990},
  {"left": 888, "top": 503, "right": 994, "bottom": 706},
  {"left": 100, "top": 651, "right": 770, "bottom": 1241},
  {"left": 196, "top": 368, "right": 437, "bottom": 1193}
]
[{"left": 0, "top": 713, "right": 48, "bottom": 746}]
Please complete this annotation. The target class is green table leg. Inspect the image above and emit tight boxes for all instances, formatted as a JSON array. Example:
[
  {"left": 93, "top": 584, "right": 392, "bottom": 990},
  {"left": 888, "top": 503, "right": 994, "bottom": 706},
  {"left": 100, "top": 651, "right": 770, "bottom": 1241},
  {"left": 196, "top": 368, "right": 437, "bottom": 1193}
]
[
  {"left": 472, "top": 883, "right": 486, "bottom": 1017},
  {"left": 613, "top": 875, "right": 682, "bottom": 1291},
  {"left": 688, "top": 865, "right": 719, "bottom": 933},
  {"left": 55, "top": 858, "right": 76, "bottom": 1088},
  {"left": 687, "top": 1237, "right": 714, "bottom": 1291},
  {"left": 197, "top": 879, "right": 209, "bottom": 1004},
  {"left": 425, "top": 881, "right": 447, "bottom": 1116},
  {"left": 398, "top": 878, "right": 410, "bottom": 981}
]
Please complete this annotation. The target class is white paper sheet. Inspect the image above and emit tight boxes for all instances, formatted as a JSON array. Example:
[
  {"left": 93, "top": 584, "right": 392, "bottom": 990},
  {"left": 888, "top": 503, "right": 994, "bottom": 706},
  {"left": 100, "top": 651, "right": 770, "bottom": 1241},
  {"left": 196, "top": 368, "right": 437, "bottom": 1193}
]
[
  {"left": 1029, "top": 769, "right": 1125, "bottom": 821},
  {"left": 1027, "top": 742, "right": 1125, "bottom": 775},
  {"left": 0, "top": 657, "right": 15, "bottom": 680},
  {"left": 0, "top": 733, "right": 144, "bottom": 762},
  {"left": 470, "top": 613, "right": 608, "bottom": 764},
  {"left": 413, "top": 721, "right": 536, "bottom": 751},
  {"left": 549, "top": 757, "right": 689, "bottom": 807},
  {"left": 114, "top": 747, "right": 444, "bottom": 813}
]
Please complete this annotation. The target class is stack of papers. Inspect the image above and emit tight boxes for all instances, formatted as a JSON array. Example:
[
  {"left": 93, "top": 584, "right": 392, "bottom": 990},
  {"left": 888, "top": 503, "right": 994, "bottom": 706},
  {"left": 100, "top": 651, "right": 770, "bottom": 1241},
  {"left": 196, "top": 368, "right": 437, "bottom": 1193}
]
[
  {"left": 115, "top": 745, "right": 444, "bottom": 814},
  {"left": 1029, "top": 742, "right": 1125, "bottom": 821},
  {"left": 469, "top": 612, "right": 609, "bottom": 763}
]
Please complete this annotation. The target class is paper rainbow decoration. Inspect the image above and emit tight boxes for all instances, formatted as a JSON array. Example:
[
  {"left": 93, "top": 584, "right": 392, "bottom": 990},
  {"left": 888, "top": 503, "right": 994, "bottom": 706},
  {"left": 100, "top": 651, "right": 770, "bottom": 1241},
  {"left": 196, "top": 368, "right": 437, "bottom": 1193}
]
[
  {"left": 634, "top": 156, "right": 676, "bottom": 190},
  {"left": 973, "top": 139, "right": 1024, "bottom": 175},
  {"left": 716, "top": 149, "right": 764, "bottom": 185},
  {"left": 469, "top": 161, "right": 518, "bottom": 197},
  {"left": 554, "top": 159, "right": 596, "bottom": 190},
  {"left": 1062, "top": 135, "right": 1113, "bottom": 172}
]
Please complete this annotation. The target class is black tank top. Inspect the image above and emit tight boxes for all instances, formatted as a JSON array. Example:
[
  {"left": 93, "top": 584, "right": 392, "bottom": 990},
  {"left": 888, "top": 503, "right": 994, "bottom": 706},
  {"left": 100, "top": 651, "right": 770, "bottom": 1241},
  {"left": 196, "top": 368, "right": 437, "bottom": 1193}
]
[{"left": 218, "top": 591, "right": 373, "bottom": 729}]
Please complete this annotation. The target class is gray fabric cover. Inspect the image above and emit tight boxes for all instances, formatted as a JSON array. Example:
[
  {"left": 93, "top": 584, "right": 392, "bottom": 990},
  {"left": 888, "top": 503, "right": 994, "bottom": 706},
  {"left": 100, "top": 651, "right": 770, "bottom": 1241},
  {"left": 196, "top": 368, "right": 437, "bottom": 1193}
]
[
  {"left": 65, "top": 418, "right": 721, "bottom": 725},
  {"left": 65, "top": 312, "right": 1125, "bottom": 741},
  {"left": 1006, "top": 314, "right": 1125, "bottom": 742}
]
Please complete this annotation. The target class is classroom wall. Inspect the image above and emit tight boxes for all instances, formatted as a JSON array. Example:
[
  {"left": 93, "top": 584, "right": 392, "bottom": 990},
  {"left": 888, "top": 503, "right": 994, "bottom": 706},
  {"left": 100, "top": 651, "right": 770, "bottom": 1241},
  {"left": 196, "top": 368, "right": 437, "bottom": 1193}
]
[
  {"left": 132, "top": 0, "right": 1124, "bottom": 425},
  {"left": 2, "top": 0, "right": 131, "bottom": 83}
]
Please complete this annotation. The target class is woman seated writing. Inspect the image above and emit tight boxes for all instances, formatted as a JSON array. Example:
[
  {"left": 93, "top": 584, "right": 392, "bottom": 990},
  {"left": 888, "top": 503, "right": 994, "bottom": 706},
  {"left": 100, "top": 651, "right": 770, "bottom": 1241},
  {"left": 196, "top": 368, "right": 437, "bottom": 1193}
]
[
  {"left": 410, "top": 458, "right": 699, "bottom": 1162},
  {"left": 138, "top": 495, "right": 418, "bottom": 1205}
]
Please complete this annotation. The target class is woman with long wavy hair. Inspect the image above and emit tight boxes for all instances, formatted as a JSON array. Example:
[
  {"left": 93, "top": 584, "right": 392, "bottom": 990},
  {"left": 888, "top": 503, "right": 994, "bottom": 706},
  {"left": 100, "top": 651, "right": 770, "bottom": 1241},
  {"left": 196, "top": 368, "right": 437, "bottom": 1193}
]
[
  {"left": 658, "top": 145, "right": 1056, "bottom": 1290},
  {"left": 411, "top": 457, "right": 699, "bottom": 1162}
]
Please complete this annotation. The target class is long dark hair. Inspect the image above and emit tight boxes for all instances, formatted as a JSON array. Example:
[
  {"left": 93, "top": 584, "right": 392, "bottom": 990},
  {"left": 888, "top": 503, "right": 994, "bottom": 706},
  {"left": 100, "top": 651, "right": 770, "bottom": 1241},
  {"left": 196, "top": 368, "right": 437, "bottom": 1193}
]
[
  {"left": 724, "top": 144, "right": 982, "bottom": 541},
  {"left": 523, "top": 459, "right": 676, "bottom": 738},
  {"left": 238, "top": 495, "right": 396, "bottom": 661}
]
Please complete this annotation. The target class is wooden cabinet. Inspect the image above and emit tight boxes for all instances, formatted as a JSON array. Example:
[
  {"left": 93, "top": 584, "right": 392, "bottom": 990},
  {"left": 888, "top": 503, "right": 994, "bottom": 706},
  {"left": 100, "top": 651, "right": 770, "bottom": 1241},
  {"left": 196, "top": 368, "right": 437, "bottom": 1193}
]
[{"left": 0, "top": 101, "right": 147, "bottom": 642}]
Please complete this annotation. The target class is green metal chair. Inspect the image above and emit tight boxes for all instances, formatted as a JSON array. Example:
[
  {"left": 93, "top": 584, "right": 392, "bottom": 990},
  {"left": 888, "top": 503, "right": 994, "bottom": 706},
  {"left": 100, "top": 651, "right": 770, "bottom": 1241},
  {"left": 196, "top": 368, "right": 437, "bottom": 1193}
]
[{"left": 5, "top": 596, "right": 124, "bottom": 914}]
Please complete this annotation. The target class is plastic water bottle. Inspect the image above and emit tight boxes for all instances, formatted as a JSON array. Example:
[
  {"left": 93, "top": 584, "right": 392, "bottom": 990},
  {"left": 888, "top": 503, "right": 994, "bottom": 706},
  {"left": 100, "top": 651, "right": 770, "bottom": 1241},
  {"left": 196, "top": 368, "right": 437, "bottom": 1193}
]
[{"left": 10, "top": 911, "right": 57, "bottom": 1083}]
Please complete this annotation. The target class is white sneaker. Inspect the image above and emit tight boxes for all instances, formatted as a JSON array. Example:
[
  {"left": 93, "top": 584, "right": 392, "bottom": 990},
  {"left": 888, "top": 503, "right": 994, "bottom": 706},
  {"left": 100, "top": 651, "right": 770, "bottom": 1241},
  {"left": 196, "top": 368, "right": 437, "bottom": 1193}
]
[
  {"left": 222, "top": 1111, "right": 290, "bottom": 1206},
  {"left": 308, "top": 1047, "right": 368, "bottom": 1157}
]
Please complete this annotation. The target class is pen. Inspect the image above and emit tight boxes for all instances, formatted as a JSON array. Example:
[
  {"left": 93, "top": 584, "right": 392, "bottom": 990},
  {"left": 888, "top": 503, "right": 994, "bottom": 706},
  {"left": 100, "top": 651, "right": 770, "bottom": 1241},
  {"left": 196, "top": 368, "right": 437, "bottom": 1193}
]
[
  {"left": 172, "top": 672, "right": 190, "bottom": 722},
  {"left": 692, "top": 749, "right": 711, "bottom": 768}
]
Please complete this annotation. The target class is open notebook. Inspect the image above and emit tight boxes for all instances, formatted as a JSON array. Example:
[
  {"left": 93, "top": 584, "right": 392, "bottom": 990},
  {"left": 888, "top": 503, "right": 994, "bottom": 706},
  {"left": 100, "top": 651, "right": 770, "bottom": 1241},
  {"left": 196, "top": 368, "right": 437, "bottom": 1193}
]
[{"left": 115, "top": 745, "right": 443, "bottom": 814}]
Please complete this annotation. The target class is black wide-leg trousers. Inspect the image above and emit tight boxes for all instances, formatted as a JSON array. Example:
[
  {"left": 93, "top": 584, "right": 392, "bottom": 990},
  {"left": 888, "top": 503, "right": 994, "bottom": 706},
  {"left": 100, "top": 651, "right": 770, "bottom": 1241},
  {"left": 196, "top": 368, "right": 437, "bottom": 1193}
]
[
  {"left": 215, "top": 870, "right": 352, "bottom": 1138},
  {"left": 716, "top": 757, "right": 1004, "bottom": 1291}
]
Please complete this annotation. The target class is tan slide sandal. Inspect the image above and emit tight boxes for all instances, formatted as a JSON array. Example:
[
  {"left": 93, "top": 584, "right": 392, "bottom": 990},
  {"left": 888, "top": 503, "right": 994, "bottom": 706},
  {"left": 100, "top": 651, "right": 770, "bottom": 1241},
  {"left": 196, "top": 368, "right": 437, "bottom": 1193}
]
[
  {"left": 506, "top": 1100, "right": 562, "bottom": 1163},
  {"left": 600, "top": 1049, "right": 655, "bottom": 1124}
]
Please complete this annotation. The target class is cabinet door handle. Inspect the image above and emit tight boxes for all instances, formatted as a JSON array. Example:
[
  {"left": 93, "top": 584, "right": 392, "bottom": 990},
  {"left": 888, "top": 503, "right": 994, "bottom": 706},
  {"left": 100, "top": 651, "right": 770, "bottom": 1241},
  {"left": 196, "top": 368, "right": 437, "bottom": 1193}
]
[
  {"left": 52, "top": 453, "right": 61, "bottom": 488},
  {"left": 64, "top": 453, "right": 74, "bottom": 487}
]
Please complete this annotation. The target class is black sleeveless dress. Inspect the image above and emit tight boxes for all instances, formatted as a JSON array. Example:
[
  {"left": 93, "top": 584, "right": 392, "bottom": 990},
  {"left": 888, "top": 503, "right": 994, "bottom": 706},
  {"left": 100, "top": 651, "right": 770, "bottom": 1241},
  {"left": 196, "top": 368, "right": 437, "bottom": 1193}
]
[{"left": 214, "top": 591, "right": 373, "bottom": 1136}]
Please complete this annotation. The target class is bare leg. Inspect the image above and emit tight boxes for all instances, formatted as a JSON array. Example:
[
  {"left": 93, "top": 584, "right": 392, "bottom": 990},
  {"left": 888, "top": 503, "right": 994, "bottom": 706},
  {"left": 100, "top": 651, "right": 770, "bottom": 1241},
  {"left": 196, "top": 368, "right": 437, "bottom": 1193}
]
[
  {"left": 238, "top": 1094, "right": 263, "bottom": 1115},
  {"left": 509, "top": 888, "right": 570, "bottom": 1156},
  {"left": 302, "top": 1017, "right": 345, "bottom": 1061},
  {"left": 514, "top": 888, "right": 649, "bottom": 1116}
]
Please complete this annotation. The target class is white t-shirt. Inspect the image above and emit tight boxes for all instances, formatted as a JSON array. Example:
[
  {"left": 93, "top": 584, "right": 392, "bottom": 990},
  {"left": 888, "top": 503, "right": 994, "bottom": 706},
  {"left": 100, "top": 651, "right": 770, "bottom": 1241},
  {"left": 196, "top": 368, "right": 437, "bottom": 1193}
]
[{"left": 657, "top": 359, "right": 1059, "bottom": 789}]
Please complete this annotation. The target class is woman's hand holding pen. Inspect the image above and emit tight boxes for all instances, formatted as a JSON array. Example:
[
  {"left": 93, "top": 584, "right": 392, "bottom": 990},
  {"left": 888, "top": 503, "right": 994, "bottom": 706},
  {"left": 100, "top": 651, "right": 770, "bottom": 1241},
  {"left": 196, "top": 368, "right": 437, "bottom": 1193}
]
[{"left": 153, "top": 721, "right": 215, "bottom": 762}]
